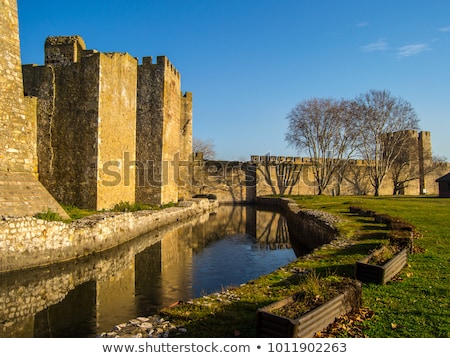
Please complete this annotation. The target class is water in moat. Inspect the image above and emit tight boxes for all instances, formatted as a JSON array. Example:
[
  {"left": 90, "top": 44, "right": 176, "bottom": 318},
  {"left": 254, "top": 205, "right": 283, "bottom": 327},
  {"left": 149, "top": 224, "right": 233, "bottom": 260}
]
[{"left": 0, "top": 204, "right": 314, "bottom": 338}]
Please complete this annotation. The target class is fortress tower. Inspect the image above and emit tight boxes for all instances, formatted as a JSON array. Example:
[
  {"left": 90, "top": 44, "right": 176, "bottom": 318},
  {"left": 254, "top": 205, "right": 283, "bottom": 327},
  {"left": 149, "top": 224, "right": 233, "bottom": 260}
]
[
  {"left": 23, "top": 36, "right": 137, "bottom": 210},
  {"left": 137, "top": 56, "right": 192, "bottom": 205},
  {"left": 0, "top": 0, "right": 67, "bottom": 217},
  {"left": 418, "top": 131, "right": 432, "bottom": 194},
  {"left": 22, "top": 35, "right": 193, "bottom": 209}
]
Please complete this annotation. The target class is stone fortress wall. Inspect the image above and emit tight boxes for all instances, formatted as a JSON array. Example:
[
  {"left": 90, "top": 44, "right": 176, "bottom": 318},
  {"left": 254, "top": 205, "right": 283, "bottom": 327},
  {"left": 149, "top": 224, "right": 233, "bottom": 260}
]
[
  {"left": 1, "top": 0, "right": 448, "bottom": 218},
  {"left": 192, "top": 130, "right": 449, "bottom": 203},
  {"left": 23, "top": 35, "right": 192, "bottom": 210},
  {"left": 0, "top": 0, "right": 68, "bottom": 218}
]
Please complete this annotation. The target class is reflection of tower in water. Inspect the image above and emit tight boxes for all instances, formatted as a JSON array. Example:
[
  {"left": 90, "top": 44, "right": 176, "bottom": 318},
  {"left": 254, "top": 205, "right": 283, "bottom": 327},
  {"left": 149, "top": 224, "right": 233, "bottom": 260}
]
[{"left": 254, "top": 211, "right": 292, "bottom": 250}]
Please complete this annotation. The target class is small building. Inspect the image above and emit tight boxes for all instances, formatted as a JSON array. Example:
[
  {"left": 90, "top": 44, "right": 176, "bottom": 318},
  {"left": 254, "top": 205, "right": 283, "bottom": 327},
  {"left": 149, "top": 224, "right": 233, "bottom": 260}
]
[{"left": 436, "top": 173, "right": 450, "bottom": 198}]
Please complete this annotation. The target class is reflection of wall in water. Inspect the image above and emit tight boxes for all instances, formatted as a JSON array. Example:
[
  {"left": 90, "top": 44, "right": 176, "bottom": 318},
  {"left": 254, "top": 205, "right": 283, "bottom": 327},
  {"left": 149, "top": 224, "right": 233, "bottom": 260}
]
[
  {"left": 34, "top": 281, "right": 96, "bottom": 338},
  {"left": 254, "top": 209, "right": 291, "bottom": 249},
  {"left": 96, "top": 262, "right": 135, "bottom": 333},
  {"left": 135, "top": 225, "right": 195, "bottom": 312},
  {"left": 0, "top": 218, "right": 173, "bottom": 337},
  {"left": 0, "top": 206, "right": 296, "bottom": 337},
  {"left": 190, "top": 205, "right": 291, "bottom": 249}
]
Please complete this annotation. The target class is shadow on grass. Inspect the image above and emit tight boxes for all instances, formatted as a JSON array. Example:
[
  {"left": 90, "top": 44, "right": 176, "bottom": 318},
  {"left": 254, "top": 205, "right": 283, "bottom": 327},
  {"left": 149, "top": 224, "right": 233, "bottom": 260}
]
[{"left": 164, "top": 300, "right": 262, "bottom": 338}]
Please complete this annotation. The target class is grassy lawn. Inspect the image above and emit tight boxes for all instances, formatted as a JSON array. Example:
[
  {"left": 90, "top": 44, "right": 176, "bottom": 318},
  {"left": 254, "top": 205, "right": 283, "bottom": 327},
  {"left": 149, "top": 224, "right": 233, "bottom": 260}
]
[{"left": 161, "top": 195, "right": 450, "bottom": 338}]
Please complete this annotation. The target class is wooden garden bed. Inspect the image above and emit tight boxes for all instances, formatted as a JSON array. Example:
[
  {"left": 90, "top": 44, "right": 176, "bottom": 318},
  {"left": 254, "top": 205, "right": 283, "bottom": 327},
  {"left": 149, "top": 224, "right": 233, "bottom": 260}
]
[
  {"left": 256, "top": 279, "right": 361, "bottom": 338},
  {"left": 355, "top": 247, "right": 408, "bottom": 285}
]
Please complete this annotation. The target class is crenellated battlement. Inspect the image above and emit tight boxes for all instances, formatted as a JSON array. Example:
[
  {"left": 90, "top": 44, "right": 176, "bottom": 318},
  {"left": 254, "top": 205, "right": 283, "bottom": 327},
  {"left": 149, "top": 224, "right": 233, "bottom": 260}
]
[
  {"left": 250, "top": 155, "right": 380, "bottom": 167},
  {"left": 157, "top": 56, "right": 180, "bottom": 78},
  {"left": 140, "top": 55, "right": 180, "bottom": 78}
]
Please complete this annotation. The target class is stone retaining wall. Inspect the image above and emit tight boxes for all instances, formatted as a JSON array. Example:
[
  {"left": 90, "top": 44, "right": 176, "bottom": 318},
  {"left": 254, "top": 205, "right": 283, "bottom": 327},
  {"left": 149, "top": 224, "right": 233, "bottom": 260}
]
[
  {"left": 0, "top": 199, "right": 218, "bottom": 273},
  {"left": 256, "top": 197, "right": 340, "bottom": 249}
]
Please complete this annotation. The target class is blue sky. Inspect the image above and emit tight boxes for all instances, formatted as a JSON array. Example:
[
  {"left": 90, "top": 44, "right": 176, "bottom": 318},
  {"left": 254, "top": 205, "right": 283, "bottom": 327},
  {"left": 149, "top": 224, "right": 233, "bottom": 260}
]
[{"left": 17, "top": 0, "right": 450, "bottom": 160}]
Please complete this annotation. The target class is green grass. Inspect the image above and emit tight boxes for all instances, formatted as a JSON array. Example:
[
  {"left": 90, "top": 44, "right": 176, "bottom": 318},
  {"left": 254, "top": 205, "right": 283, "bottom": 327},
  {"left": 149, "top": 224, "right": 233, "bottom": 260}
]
[
  {"left": 62, "top": 205, "right": 98, "bottom": 221},
  {"left": 161, "top": 195, "right": 450, "bottom": 338},
  {"left": 290, "top": 195, "right": 450, "bottom": 337},
  {"left": 33, "top": 209, "right": 67, "bottom": 222},
  {"left": 57, "top": 201, "right": 178, "bottom": 222}
]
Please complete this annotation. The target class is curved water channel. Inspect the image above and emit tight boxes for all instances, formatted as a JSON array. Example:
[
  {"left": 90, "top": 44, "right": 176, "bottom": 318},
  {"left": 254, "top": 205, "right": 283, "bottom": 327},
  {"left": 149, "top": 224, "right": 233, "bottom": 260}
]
[{"left": 0, "top": 204, "right": 316, "bottom": 338}]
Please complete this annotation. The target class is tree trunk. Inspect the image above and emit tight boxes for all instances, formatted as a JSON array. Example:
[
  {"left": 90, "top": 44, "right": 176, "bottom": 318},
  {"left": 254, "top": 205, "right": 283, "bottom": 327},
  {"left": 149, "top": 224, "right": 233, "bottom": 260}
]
[{"left": 374, "top": 186, "right": 380, "bottom": 196}]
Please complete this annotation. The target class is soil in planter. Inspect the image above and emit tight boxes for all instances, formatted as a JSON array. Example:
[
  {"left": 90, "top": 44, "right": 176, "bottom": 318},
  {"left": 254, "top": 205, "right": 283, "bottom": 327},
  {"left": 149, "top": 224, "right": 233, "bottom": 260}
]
[
  {"left": 272, "top": 275, "right": 358, "bottom": 320},
  {"left": 366, "top": 244, "right": 401, "bottom": 266}
]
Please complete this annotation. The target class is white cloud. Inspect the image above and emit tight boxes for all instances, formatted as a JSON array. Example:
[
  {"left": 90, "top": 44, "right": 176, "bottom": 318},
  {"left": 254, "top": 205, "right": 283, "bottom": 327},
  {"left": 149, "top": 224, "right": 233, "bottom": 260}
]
[
  {"left": 438, "top": 26, "right": 450, "bottom": 32},
  {"left": 356, "top": 22, "right": 369, "bottom": 28},
  {"left": 396, "top": 43, "right": 430, "bottom": 58},
  {"left": 361, "top": 39, "right": 389, "bottom": 52}
]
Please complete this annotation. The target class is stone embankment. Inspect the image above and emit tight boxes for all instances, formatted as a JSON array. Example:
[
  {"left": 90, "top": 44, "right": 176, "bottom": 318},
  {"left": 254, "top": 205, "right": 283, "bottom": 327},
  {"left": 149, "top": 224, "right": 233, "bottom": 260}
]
[
  {"left": 0, "top": 199, "right": 219, "bottom": 273},
  {"left": 99, "top": 290, "right": 242, "bottom": 338}
]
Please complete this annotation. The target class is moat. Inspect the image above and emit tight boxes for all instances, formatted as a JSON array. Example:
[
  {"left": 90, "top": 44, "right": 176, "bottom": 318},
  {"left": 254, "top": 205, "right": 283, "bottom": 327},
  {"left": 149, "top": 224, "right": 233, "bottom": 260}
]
[{"left": 0, "top": 204, "right": 318, "bottom": 338}]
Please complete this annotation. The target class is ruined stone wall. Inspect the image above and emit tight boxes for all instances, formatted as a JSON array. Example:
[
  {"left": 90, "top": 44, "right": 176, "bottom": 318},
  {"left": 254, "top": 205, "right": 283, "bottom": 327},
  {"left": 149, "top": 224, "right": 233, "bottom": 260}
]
[{"left": 192, "top": 160, "right": 253, "bottom": 203}]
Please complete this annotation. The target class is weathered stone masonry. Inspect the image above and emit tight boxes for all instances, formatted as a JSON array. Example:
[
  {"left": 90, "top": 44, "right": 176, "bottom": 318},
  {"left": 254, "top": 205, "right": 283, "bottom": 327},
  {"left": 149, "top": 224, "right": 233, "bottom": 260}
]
[
  {"left": 137, "top": 56, "right": 192, "bottom": 206},
  {"left": 22, "top": 36, "right": 193, "bottom": 210},
  {"left": 0, "top": 0, "right": 68, "bottom": 218},
  {"left": 0, "top": 199, "right": 218, "bottom": 273}
]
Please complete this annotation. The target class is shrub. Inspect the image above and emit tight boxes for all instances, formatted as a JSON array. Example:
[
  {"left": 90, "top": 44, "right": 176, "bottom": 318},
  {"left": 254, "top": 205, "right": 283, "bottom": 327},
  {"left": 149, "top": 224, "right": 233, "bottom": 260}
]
[
  {"left": 111, "top": 201, "right": 151, "bottom": 212},
  {"left": 34, "top": 209, "right": 65, "bottom": 222}
]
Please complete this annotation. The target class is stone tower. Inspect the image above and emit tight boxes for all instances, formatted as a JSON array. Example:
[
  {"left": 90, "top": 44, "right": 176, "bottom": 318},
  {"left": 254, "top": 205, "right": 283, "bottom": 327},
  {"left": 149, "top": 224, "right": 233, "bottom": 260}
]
[
  {"left": 23, "top": 36, "right": 137, "bottom": 210},
  {"left": 418, "top": 131, "right": 432, "bottom": 194},
  {"left": 137, "top": 56, "right": 192, "bottom": 205},
  {"left": 0, "top": 0, "right": 67, "bottom": 217}
]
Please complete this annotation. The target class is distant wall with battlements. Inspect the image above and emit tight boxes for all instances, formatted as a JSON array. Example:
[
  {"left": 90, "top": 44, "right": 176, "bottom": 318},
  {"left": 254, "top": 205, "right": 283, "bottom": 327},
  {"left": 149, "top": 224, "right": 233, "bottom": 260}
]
[{"left": 192, "top": 131, "right": 448, "bottom": 202}]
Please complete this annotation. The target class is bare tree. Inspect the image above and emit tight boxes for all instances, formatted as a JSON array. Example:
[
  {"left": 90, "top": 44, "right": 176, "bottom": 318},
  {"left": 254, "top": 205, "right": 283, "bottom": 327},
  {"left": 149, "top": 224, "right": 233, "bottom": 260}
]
[
  {"left": 193, "top": 138, "right": 216, "bottom": 160},
  {"left": 355, "top": 90, "right": 420, "bottom": 196},
  {"left": 285, "top": 98, "right": 359, "bottom": 195},
  {"left": 391, "top": 153, "right": 447, "bottom": 195},
  {"left": 257, "top": 161, "right": 302, "bottom": 196}
]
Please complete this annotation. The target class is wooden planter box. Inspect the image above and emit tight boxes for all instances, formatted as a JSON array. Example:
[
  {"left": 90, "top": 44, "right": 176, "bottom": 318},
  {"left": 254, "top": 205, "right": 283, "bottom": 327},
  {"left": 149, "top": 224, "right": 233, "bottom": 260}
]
[
  {"left": 256, "top": 281, "right": 361, "bottom": 338},
  {"left": 356, "top": 247, "right": 408, "bottom": 285}
]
